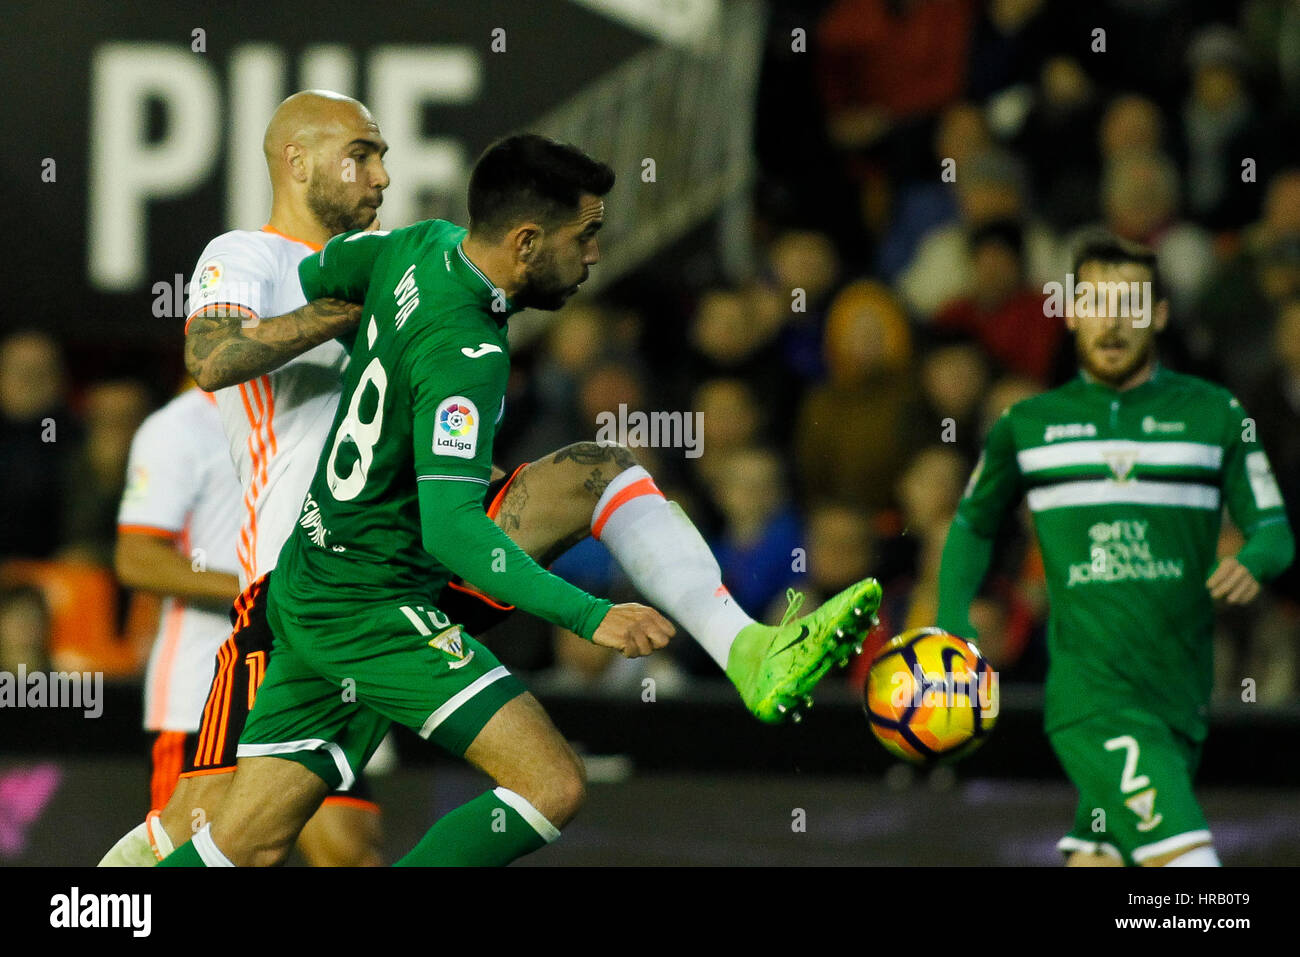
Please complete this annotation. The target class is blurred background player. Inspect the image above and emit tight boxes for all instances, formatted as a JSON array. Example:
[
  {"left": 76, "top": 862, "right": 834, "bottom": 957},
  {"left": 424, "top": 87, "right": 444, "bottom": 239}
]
[{"left": 938, "top": 235, "right": 1294, "bottom": 866}]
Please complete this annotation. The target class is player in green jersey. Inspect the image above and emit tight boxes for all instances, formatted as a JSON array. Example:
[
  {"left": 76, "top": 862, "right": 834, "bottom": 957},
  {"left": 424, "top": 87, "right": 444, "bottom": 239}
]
[
  {"left": 938, "top": 235, "right": 1294, "bottom": 867},
  {"left": 159, "top": 135, "right": 879, "bottom": 867}
]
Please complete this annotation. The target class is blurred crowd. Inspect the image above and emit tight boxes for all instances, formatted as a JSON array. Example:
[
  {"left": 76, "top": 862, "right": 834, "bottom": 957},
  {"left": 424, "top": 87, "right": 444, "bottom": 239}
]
[{"left": 2, "top": 0, "right": 1297, "bottom": 705}]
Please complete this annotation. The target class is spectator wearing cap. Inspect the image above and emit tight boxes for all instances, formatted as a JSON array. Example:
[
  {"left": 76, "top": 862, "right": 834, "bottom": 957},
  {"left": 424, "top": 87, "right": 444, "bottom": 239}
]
[{"left": 795, "top": 280, "right": 915, "bottom": 514}]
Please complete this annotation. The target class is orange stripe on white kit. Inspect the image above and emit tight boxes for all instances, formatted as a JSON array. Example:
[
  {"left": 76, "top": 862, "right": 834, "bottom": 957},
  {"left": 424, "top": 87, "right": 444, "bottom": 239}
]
[
  {"left": 593, "top": 475, "right": 665, "bottom": 540},
  {"left": 194, "top": 228, "right": 350, "bottom": 590}
]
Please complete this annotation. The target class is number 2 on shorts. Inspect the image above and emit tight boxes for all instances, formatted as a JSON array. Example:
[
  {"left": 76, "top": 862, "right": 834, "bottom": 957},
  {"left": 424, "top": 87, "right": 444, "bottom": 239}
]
[{"left": 1103, "top": 734, "right": 1151, "bottom": 794}]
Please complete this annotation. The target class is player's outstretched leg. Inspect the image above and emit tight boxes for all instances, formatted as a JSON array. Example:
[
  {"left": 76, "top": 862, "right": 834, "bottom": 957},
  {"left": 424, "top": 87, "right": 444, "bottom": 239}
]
[{"left": 485, "top": 442, "right": 881, "bottom": 723}]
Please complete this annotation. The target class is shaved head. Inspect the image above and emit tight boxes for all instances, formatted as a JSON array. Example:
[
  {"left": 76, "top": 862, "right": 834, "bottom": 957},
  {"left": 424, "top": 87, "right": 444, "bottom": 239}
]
[
  {"left": 262, "top": 90, "right": 389, "bottom": 239},
  {"left": 263, "top": 90, "right": 375, "bottom": 165}
]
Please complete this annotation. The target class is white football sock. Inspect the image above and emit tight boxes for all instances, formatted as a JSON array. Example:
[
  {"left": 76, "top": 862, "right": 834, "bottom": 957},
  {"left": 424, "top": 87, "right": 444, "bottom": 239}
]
[
  {"left": 146, "top": 810, "right": 175, "bottom": 860},
  {"left": 1163, "top": 845, "right": 1221, "bottom": 867},
  {"left": 96, "top": 821, "right": 157, "bottom": 867},
  {"left": 592, "top": 466, "right": 756, "bottom": 669},
  {"left": 192, "top": 823, "right": 235, "bottom": 867}
]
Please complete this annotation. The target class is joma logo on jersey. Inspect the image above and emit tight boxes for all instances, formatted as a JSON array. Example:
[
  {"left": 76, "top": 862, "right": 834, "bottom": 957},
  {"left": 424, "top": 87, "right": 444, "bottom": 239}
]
[{"left": 1044, "top": 423, "right": 1097, "bottom": 442}]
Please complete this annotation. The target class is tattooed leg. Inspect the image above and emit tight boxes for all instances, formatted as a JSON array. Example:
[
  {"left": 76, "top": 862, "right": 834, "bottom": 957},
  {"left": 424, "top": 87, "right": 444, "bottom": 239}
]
[{"left": 490, "top": 442, "right": 640, "bottom": 563}]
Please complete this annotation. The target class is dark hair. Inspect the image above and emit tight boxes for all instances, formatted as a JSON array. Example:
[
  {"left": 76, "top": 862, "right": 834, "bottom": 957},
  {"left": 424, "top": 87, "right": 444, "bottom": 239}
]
[
  {"left": 1071, "top": 231, "right": 1167, "bottom": 303},
  {"left": 916, "top": 325, "right": 988, "bottom": 361},
  {"left": 0, "top": 584, "right": 50, "bottom": 617},
  {"left": 468, "top": 134, "right": 615, "bottom": 239},
  {"left": 968, "top": 218, "right": 1024, "bottom": 259}
]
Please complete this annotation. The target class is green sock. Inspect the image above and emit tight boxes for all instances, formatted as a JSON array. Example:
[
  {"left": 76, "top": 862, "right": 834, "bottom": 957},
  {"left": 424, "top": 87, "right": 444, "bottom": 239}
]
[
  {"left": 155, "top": 839, "right": 205, "bottom": 867},
  {"left": 394, "top": 788, "right": 558, "bottom": 866}
]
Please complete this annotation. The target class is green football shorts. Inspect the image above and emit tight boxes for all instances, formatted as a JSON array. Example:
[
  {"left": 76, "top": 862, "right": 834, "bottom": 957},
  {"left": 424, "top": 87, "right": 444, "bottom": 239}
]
[
  {"left": 237, "top": 581, "right": 526, "bottom": 791},
  {"left": 1050, "top": 708, "right": 1211, "bottom": 865}
]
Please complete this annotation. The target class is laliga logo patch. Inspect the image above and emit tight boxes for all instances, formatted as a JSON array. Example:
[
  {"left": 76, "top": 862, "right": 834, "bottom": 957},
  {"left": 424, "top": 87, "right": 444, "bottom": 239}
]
[
  {"left": 440, "top": 403, "right": 474, "bottom": 436},
  {"left": 198, "top": 261, "right": 222, "bottom": 294},
  {"left": 434, "top": 396, "right": 478, "bottom": 459},
  {"left": 122, "top": 465, "right": 150, "bottom": 504}
]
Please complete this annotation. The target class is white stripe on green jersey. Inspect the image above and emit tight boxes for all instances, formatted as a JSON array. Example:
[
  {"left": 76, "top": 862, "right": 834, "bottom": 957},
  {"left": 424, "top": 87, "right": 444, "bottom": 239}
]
[
  {"left": 1025, "top": 479, "right": 1220, "bottom": 511},
  {"left": 1017, "top": 440, "right": 1224, "bottom": 474}
]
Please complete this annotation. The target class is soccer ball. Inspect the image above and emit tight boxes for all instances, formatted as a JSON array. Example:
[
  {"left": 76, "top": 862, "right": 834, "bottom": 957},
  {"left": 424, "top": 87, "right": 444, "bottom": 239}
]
[{"left": 863, "top": 627, "right": 999, "bottom": 763}]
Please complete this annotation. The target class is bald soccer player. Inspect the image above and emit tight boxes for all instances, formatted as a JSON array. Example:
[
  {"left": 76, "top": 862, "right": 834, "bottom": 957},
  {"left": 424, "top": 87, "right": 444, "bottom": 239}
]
[{"left": 100, "top": 91, "right": 390, "bottom": 866}]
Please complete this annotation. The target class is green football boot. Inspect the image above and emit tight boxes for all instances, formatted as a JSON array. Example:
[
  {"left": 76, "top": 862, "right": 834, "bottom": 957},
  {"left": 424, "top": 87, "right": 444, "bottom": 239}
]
[{"left": 725, "top": 578, "right": 882, "bottom": 724}]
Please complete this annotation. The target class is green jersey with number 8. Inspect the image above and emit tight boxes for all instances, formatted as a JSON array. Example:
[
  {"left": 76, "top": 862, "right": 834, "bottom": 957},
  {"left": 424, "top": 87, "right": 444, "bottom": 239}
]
[{"left": 271, "top": 220, "right": 609, "bottom": 641}]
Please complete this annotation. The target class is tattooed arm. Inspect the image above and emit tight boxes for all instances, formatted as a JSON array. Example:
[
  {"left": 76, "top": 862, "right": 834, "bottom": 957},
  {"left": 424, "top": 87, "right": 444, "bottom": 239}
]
[{"left": 184, "top": 298, "right": 362, "bottom": 391}]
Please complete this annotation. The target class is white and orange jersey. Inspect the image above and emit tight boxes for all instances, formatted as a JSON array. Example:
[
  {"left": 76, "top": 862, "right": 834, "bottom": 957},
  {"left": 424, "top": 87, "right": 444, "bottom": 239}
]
[
  {"left": 118, "top": 388, "right": 243, "bottom": 732},
  {"left": 185, "top": 226, "right": 349, "bottom": 588}
]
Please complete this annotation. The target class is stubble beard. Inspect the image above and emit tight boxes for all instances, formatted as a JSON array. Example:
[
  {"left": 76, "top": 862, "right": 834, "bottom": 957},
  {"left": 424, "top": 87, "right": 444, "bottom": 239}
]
[
  {"left": 514, "top": 249, "right": 579, "bottom": 312},
  {"left": 307, "top": 170, "right": 372, "bottom": 236},
  {"left": 1078, "top": 333, "right": 1154, "bottom": 387}
]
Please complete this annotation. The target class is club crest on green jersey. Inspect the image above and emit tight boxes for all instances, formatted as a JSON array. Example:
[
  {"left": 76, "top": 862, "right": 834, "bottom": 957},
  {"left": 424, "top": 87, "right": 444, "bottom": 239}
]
[{"left": 1102, "top": 447, "right": 1139, "bottom": 482}]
